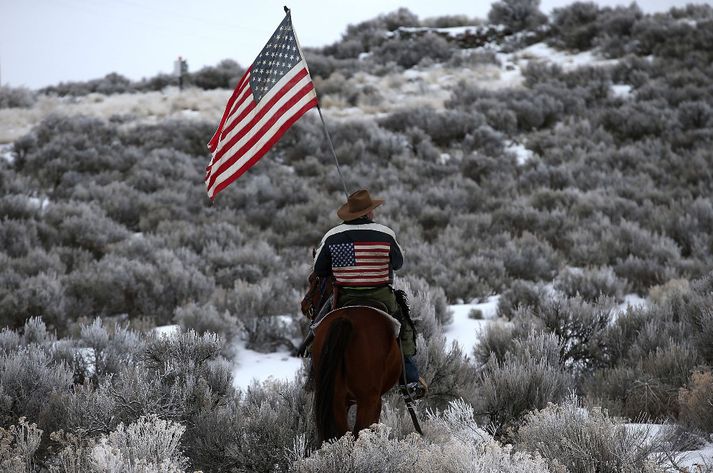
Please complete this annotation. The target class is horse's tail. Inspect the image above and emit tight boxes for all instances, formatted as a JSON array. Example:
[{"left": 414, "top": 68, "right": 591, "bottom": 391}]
[{"left": 314, "top": 316, "right": 353, "bottom": 442}]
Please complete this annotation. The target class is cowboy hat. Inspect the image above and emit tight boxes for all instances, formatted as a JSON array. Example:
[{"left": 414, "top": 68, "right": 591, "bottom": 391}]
[{"left": 337, "top": 189, "right": 384, "bottom": 221}]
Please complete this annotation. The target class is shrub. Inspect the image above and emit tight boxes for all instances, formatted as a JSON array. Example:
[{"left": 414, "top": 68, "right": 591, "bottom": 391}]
[
  {"left": 173, "top": 302, "right": 240, "bottom": 348},
  {"left": 499, "top": 232, "right": 560, "bottom": 282},
  {"left": 588, "top": 342, "right": 700, "bottom": 420},
  {"left": 413, "top": 335, "right": 479, "bottom": 410},
  {"left": 678, "top": 369, "right": 713, "bottom": 433},
  {"left": 496, "top": 279, "right": 546, "bottom": 319},
  {"left": 550, "top": 2, "right": 601, "bottom": 50},
  {"left": 78, "top": 318, "right": 144, "bottom": 381},
  {"left": 0, "top": 85, "right": 37, "bottom": 109},
  {"left": 474, "top": 352, "right": 573, "bottom": 437},
  {"left": 0, "top": 417, "right": 43, "bottom": 472},
  {"left": 89, "top": 415, "right": 188, "bottom": 472},
  {"left": 528, "top": 296, "right": 613, "bottom": 370},
  {"left": 488, "top": 0, "right": 548, "bottom": 32},
  {"left": 189, "top": 59, "right": 243, "bottom": 90},
  {"left": 518, "top": 397, "right": 666, "bottom": 472},
  {"left": 395, "top": 275, "right": 451, "bottom": 335},
  {"left": 0, "top": 344, "right": 73, "bottom": 428},
  {"left": 371, "top": 33, "right": 454, "bottom": 68},
  {"left": 554, "top": 267, "right": 625, "bottom": 302},
  {"left": 473, "top": 322, "right": 514, "bottom": 365},
  {"left": 292, "top": 407, "right": 550, "bottom": 472}
]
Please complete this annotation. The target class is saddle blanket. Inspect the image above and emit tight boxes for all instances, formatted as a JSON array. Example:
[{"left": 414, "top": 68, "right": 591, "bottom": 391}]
[{"left": 311, "top": 306, "right": 401, "bottom": 338}]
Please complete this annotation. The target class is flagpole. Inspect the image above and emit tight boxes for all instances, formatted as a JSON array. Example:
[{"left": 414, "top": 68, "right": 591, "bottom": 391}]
[
  {"left": 285, "top": 5, "right": 350, "bottom": 201},
  {"left": 316, "top": 105, "right": 350, "bottom": 200}
]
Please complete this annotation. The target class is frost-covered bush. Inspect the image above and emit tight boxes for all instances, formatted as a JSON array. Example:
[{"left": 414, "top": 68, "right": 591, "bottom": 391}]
[
  {"left": 588, "top": 342, "right": 700, "bottom": 420},
  {"left": 395, "top": 275, "right": 451, "bottom": 336},
  {"left": 0, "top": 417, "right": 43, "bottom": 473},
  {"left": 550, "top": 2, "right": 601, "bottom": 50},
  {"left": 526, "top": 296, "right": 612, "bottom": 370},
  {"left": 0, "top": 85, "right": 37, "bottom": 109},
  {"left": 371, "top": 32, "right": 453, "bottom": 68},
  {"left": 498, "top": 232, "right": 560, "bottom": 282},
  {"left": 413, "top": 335, "right": 478, "bottom": 410},
  {"left": 554, "top": 267, "right": 625, "bottom": 302},
  {"left": 518, "top": 397, "right": 665, "bottom": 472},
  {"left": 473, "top": 322, "right": 514, "bottom": 365},
  {"left": 184, "top": 377, "right": 314, "bottom": 473},
  {"left": 41, "top": 73, "right": 134, "bottom": 97},
  {"left": 474, "top": 350, "right": 572, "bottom": 436},
  {"left": 0, "top": 344, "right": 73, "bottom": 427},
  {"left": 173, "top": 302, "right": 240, "bottom": 349},
  {"left": 488, "top": 0, "right": 548, "bottom": 33},
  {"left": 496, "top": 279, "right": 546, "bottom": 319},
  {"left": 78, "top": 318, "right": 144, "bottom": 381},
  {"left": 220, "top": 278, "right": 299, "bottom": 352},
  {"left": 89, "top": 415, "right": 187, "bottom": 473},
  {"left": 292, "top": 403, "right": 550, "bottom": 472}
]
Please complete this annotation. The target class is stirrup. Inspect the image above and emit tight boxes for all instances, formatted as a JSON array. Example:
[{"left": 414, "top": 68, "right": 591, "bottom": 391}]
[{"left": 402, "top": 378, "right": 427, "bottom": 401}]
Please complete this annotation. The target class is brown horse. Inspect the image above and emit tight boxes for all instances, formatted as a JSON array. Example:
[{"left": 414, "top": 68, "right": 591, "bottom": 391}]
[{"left": 311, "top": 306, "right": 402, "bottom": 442}]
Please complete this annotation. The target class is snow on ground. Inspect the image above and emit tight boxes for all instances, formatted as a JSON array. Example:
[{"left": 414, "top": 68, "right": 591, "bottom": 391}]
[
  {"left": 152, "top": 324, "right": 180, "bottom": 338},
  {"left": 443, "top": 296, "right": 501, "bottom": 353},
  {"left": 0, "top": 143, "right": 14, "bottom": 163},
  {"left": 232, "top": 342, "right": 305, "bottom": 391},
  {"left": 674, "top": 441, "right": 713, "bottom": 470},
  {"left": 611, "top": 83, "right": 633, "bottom": 98},
  {"left": 27, "top": 196, "right": 50, "bottom": 210},
  {"left": 505, "top": 141, "right": 534, "bottom": 165}
]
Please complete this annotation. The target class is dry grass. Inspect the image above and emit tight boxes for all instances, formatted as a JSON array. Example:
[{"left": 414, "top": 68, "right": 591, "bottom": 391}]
[{"left": 0, "top": 87, "right": 228, "bottom": 143}]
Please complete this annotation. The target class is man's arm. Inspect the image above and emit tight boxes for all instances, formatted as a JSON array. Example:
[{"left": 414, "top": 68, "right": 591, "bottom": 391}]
[
  {"left": 313, "top": 236, "right": 332, "bottom": 276},
  {"left": 390, "top": 236, "right": 404, "bottom": 270}
]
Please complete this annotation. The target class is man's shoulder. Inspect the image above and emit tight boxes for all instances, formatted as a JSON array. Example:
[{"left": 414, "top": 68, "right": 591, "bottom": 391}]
[{"left": 322, "top": 222, "right": 397, "bottom": 241}]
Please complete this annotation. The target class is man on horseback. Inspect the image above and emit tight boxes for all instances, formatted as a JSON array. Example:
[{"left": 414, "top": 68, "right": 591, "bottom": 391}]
[{"left": 306, "top": 189, "right": 426, "bottom": 399}]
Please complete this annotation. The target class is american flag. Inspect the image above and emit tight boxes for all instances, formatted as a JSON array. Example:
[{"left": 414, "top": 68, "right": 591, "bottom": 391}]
[
  {"left": 205, "top": 11, "right": 317, "bottom": 200},
  {"left": 330, "top": 241, "right": 392, "bottom": 286}
]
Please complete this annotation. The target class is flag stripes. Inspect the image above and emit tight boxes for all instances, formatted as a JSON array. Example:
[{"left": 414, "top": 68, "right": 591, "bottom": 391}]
[
  {"left": 205, "top": 12, "right": 317, "bottom": 200},
  {"left": 331, "top": 242, "right": 391, "bottom": 286}
]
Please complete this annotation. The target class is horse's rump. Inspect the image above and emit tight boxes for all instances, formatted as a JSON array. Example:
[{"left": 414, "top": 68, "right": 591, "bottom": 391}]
[{"left": 311, "top": 306, "right": 402, "bottom": 442}]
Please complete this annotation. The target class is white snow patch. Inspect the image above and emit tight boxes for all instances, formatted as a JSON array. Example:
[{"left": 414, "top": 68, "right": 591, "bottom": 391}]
[
  {"left": 444, "top": 296, "right": 501, "bottom": 353},
  {"left": 617, "top": 294, "right": 647, "bottom": 313},
  {"left": 27, "top": 196, "right": 50, "bottom": 210},
  {"left": 76, "top": 347, "right": 96, "bottom": 376},
  {"left": 180, "top": 109, "right": 201, "bottom": 118},
  {"left": 232, "top": 340, "right": 304, "bottom": 390},
  {"left": 505, "top": 141, "right": 534, "bottom": 165},
  {"left": 611, "top": 84, "right": 633, "bottom": 98},
  {"left": 672, "top": 441, "right": 713, "bottom": 471},
  {"left": 403, "top": 69, "right": 425, "bottom": 80},
  {"left": 152, "top": 324, "right": 181, "bottom": 338},
  {"left": 1, "top": 144, "right": 14, "bottom": 163},
  {"left": 625, "top": 424, "right": 713, "bottom": 470},
  {"left": 520, "top": 42, "right": 617, "bottom": 71}
]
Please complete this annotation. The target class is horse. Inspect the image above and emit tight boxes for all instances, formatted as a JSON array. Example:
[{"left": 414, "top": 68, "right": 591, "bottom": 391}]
[{"left": 311, "top": 306, "right": 402, "bottom": 443}]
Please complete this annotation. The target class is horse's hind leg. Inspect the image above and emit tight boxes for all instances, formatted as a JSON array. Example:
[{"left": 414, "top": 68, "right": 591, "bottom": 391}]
[
  {"left": 331, "top": 384, "right": 350, "bottom": 438},
  {"left": 353, "top": 396, "right": 382, "bottom": 437}
]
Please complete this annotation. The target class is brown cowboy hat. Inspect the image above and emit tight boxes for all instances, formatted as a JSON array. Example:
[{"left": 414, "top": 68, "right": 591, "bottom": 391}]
[{"left": 337, "top": 189, "right": 384, "bottom": 221}]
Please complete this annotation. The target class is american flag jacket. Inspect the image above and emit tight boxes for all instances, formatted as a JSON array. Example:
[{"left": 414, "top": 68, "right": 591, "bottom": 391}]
[{"left": 313, "top": 217, "right": 404, "bottom": 287}]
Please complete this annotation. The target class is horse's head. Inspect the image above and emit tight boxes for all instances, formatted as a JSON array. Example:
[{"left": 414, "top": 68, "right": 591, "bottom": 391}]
[{"left": 301, "top": 272, "right": 332, "bottom": 320}]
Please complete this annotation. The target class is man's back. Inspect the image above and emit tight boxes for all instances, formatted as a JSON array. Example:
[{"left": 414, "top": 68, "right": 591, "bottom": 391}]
[{"left": 313, "top": 217, "right": 403, "bottom": 287}]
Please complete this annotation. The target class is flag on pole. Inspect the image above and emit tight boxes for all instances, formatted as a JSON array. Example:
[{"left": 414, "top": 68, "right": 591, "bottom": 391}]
[{"left": 205, "top": 10, "right": 317, "bottom": 200}]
